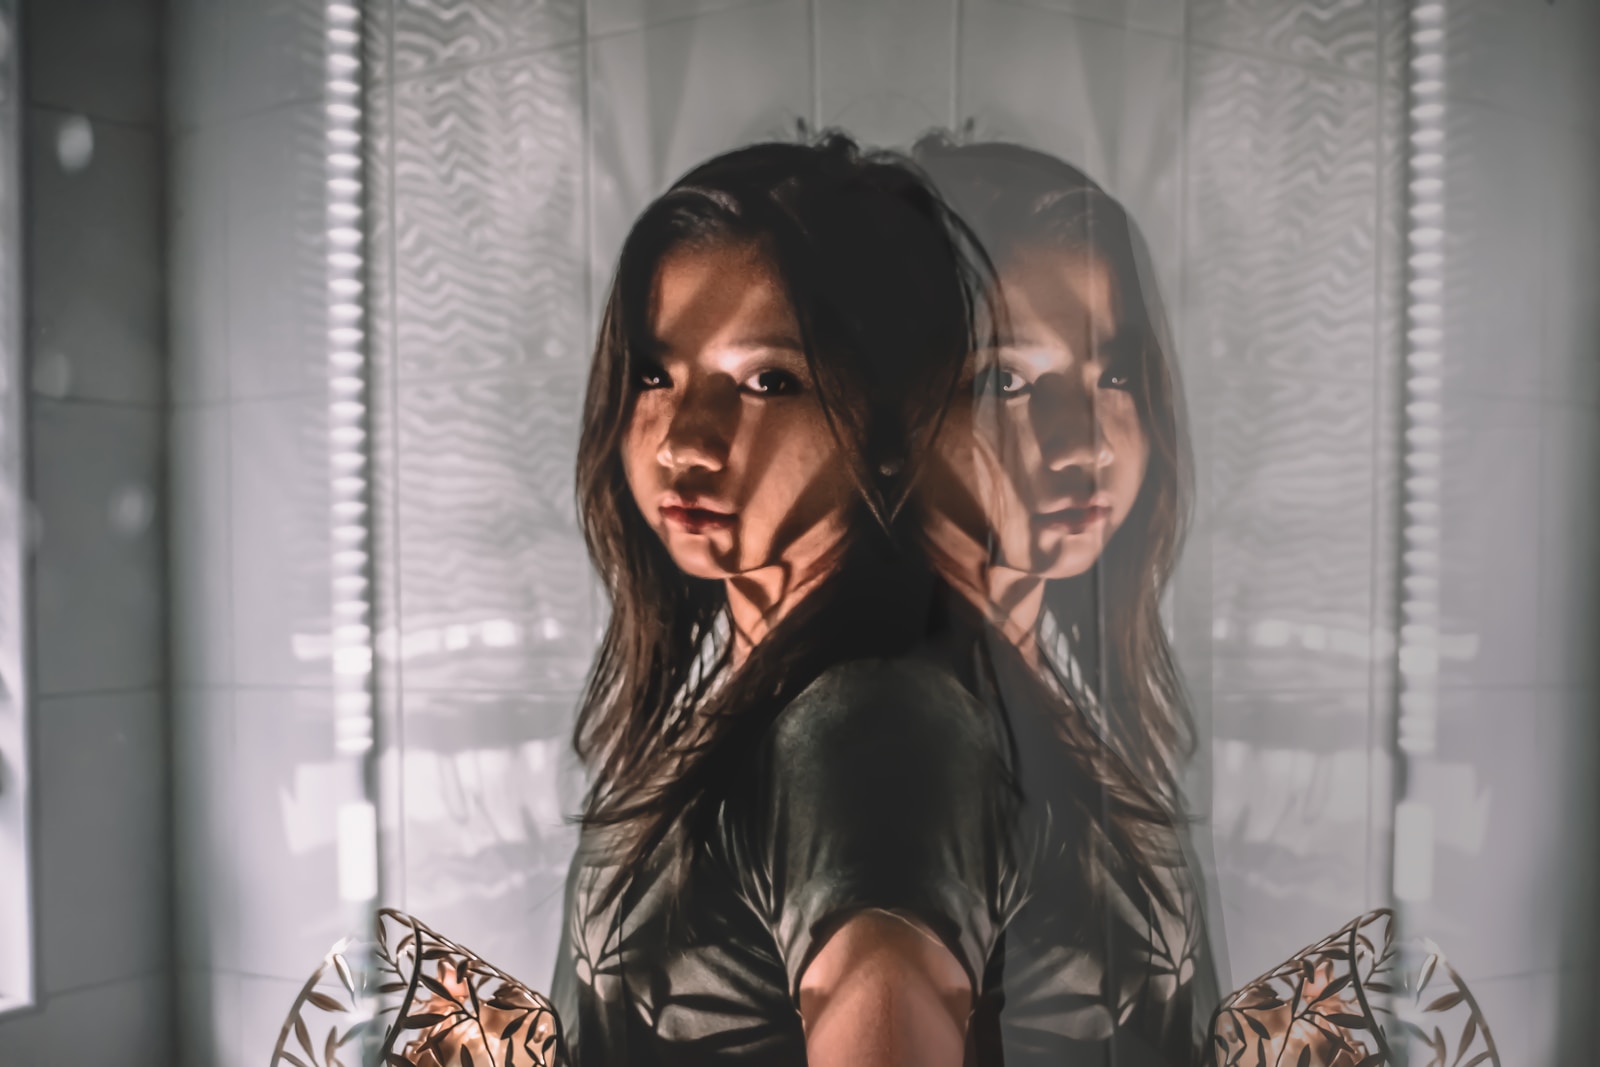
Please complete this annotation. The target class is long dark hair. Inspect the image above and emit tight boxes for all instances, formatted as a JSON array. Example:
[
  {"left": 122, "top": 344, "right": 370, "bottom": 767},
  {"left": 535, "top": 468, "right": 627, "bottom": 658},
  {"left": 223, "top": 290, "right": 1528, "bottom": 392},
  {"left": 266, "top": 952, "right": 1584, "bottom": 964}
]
[
  {"left": 572, "top": 133, "right": 990, "bottom": 900},
  {"left": 912, "top": 136, "right": 1196, "bottom": 808}
]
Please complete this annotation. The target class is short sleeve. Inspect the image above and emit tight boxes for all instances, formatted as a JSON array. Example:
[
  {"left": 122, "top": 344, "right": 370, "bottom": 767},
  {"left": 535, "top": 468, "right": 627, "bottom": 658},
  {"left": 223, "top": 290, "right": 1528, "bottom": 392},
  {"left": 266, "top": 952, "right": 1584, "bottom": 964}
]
[{"left": 749, "top": 658, "right": 1016, "bottom": 999}]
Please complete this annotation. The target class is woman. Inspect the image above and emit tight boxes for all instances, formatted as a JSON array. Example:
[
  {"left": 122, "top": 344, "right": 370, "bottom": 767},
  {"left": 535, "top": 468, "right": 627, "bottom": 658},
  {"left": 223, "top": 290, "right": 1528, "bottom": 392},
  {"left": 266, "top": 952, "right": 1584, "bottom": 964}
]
[
  {"left": 910, "top": 136, "right": 1222, "bottom": 1063},
  {"left": 552, "top": 134, "right": 1016, "bottom": 1066}
]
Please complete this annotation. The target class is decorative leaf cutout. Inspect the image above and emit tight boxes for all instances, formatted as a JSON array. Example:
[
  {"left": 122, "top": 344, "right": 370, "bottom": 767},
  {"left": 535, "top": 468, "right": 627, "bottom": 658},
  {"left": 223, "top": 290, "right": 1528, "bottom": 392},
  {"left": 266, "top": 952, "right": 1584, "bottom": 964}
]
[
  {"left": 1425, "top": 990, "right": 1466, "bottom": 1013},
  {"left": 402, "top": 1012, "right": 451, "bottom": 1030},
  {"left": 306, "top": 991, "right": 347, "bottom": 1014},
  {"left": 1417, "top": 953, "right": 1439, "bottom": 992},
  {"left": 294, "top": 1015, "right": 316, "bottom": 1060},
  {"left": 421, "top": 974, "right": 459, "bottom": 1005},
  {"left": 1460, "top": 1009, "right": 1479, "bottom": 1054},
  {"left": 333, "top": 954, "right": 356, "bottom": 998},
  {"left": 1311, "top": 973, "right": 1352, "bottom": 1004}
]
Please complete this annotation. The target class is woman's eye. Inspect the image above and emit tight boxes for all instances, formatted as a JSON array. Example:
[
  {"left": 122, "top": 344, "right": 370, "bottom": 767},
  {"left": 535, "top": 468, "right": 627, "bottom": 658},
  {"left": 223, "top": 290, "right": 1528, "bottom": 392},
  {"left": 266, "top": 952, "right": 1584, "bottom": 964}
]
[
  {"left": 1099, "top": 365, "right": 1134, "bottom": 391},
  {"left": 744, "top": 368, "right": 802, "bottom": 396},
  {"left": 636, "top": 363, "right": 670, "bottom": 390},
  {"left": 975, "top": 367, "right": 1031, "bottom": 397}
]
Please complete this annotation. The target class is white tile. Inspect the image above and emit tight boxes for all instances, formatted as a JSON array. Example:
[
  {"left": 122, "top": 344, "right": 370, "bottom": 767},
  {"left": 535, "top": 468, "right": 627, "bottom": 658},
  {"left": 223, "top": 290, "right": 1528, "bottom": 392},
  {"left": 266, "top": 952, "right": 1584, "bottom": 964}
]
[
  {"left": 173, "top": 689, "right": 241, "bottom": 973},
  {"left": 26, "top": 0, "right": 161, "bottom": 124},
  {"left": 1000, "top": 0, "right": 1183, "bottom": 37},
  {"left": 960, "top": 3, "right": 1185, "bottom": 303},
  {"left": 815, "top": 0, "right": 955, "bottom": 148},
  {"left": 1538, "top": 403, "right": 1600, "bottom": 689},
  {"left": 1434, "top": 397, "right": 1543, "bottom": 690},
  {"left": 45, "top": 974, "right": 172, "bottom": 1067},
  {"left": 1183, "top": 41, "right": 1378, "bottom": 385},
  {"left": 229, "top": 396, "right": 333, "bottom": 689},
  {"left": 1553, "top": 964, "right": 1599, "bottom": 1062},
  {"left": 395, "top": 372, "right": 597, "bottom": 695},
  {"left": 233, "top": 689, "right": 359, "bottom": 982},
  {"left": 238, "top": 974, "right": 307, "bottom": 1067},
  {"left": 226, "top": 104, "right": 329, "bottom": 401},
  {"left": 1544, "top": 689, "right": 1599, "bottom": 973},
  {"left": 35, "top": 691, "right": 169, "bottom": 995},
  {"left": 224, "top": 0, "right": 326, "bottom": 118},
  {"left": 169, "top": 128, "right": 232, "bottom": 405},
  {"left": 29, "top": 402, "right": 163, "bottom": 698},
  {"left": 167, "top": 0, "right": 233, "bottom": 133},
  {"left": 1437, "top": 100, "right": 1546, "bottom": 402},
  {"left": 171, "top": 407, "right": 233, "bottom": 685},
  {"left": 0, "top": 1003, "right": 49, "bottom": 1064},
  {"left": 176, "top": 969, "right": 242, "bottom": 1067},
  {"left": 392, "top": 46, "right": 586, "bottom": 381},
  {"left": 588, "top": 0, "right": 812, "bottom": 305},
  {"left": 1209, "top": 689, "right": 1374, "bottom": 987},
  {"left": 1465, "top": 970, "right": 1559, "bottom": 1067},
  {"left": 26, "top": 112, "right": 163, "bottom": 406},
  {"left": 588, "top": 0, "right": 772, "bottom": 37},
  {"left": 1440, "top": 0, "right": 1547, "bottom": 117},
  {"left": 1189, "top": 0, "right": 1379, "bottom": 77},
  {"left": 1542, "top": 129, "right": 1600, "bottom": 412},
  {"left": 1404, "top": 688, "right": 1564, "bottom": 983},
  {"left": 400, "top": 691, "right": 583, "bottom": 986},
  {"left": 1543, "top": 0, "right": 1600, "bottom": 139},
  {"left": 391, "top": 0, "right": 583, "bottom": 78},
  {"left": 1208, "top": 377, "right": 1376, "bottom": 693}
]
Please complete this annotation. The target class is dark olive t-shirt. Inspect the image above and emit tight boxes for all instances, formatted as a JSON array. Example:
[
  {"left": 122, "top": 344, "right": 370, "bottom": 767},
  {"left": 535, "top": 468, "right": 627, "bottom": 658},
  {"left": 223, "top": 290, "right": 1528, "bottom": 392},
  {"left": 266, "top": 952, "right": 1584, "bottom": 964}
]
[{"left": 549, "top": 656, "right": 1213, "bottom": 1066}]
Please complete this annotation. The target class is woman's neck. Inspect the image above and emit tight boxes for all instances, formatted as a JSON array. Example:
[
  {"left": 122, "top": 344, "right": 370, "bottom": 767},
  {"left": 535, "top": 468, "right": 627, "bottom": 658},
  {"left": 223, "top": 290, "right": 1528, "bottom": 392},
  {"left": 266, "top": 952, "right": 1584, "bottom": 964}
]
[
  {"left": 723, "top": 551, "right": 839, "bottom": 669},
  {"left": 923, "top": 517, "right": 1047, "bottom": 668}
]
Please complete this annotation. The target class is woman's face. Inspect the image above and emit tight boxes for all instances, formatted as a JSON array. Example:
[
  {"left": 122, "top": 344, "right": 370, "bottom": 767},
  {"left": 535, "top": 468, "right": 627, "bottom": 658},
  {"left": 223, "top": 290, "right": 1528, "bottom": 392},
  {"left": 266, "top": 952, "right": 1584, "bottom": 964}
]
[
  {"left": 930, "top": 244, "right": 1150, "bottom": 580},
  {"left": 623, "top": 240, "right": 855, "bottom": 582}
]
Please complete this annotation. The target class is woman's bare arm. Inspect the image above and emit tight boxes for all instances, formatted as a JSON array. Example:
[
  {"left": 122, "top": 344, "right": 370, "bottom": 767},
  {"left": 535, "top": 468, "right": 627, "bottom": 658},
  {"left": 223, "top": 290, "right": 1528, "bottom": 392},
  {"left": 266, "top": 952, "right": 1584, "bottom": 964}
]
[{"left": 798, "top": 910, "right": 972, "bottom": 1067}]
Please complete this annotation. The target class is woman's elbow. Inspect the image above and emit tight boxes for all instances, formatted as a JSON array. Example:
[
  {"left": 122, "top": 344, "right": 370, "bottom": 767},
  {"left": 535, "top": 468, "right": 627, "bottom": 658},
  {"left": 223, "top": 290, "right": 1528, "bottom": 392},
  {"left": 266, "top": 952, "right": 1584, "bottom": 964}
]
[{"left": 798, "top": 910, "right": 972, "bottom": 1067}]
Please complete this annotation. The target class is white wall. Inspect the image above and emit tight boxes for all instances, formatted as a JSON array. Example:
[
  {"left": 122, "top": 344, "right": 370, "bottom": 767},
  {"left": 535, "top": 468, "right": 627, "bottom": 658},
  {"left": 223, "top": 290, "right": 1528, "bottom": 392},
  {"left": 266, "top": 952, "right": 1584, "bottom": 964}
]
[
  {"left": 161, "top": 1, "right": 1599, "bottom": 1065},
  {"left": 0, "top": 1, "right": 171, "bottom": 1064},
  {"left": 1398, "top": 3, "right": 1600, "bottom": 1061},
  {"left": 166, "top": 0, "right": 356, "bottom": 1063}
]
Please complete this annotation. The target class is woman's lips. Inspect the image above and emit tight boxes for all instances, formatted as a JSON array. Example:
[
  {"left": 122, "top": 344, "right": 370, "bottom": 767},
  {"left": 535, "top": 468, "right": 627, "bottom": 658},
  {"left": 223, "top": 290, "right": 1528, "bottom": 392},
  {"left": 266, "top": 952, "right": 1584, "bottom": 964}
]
[
  {"left": 1032, "top": 504, "right": 1110, "bottom": 535},
  {"left": 661, "top": 504, "right": 735, "bottom": 534}
]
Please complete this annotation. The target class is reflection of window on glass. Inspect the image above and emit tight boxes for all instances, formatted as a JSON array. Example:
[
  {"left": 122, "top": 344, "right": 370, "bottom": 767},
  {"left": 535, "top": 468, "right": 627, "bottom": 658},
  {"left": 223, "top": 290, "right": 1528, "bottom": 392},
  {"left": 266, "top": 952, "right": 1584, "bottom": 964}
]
[{"left": 0, "top": 0, "right": 30, "bottom": 1018}]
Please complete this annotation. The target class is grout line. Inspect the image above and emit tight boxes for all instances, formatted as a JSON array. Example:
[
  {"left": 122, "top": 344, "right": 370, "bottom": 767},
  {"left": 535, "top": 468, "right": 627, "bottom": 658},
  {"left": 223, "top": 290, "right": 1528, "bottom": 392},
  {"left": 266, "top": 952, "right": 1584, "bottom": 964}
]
[
  {"left": 378, "top": 0, "right": 408, "bottom": 915},
  {"left": 34, "top": 684, "right": 164, "bottom": 703},
  {"left": 586, "top": 0, "right": 788, "bottom": 44},
  {"left": 1365, "top": 0, "right": 1389, "bottom": 916},
  {"left": 808, "top": 0, "right": 822, "bottom": 128},
  {"left": 381, "top": 34, "right": 587, "bottom": 90},
  {"left": 950, "top": 0, "right": 962, "bottom": 127}
]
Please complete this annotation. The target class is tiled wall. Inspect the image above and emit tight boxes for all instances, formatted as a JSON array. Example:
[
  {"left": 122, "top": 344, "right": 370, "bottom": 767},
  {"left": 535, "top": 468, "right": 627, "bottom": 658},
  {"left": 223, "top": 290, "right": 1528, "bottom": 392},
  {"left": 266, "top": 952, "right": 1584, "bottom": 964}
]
[
  {"left": 166, "top": 0, "right": 354, "bottom": 1063},
  {"left": 1399, "top": 3, "right": 1600, "bottom": 1062},
  {"left": 156, "top": 1, "right": 1598, "bottom": 1064},
  {"left": 0, "top": 0, "right": 172, "bottom": 1064},
  {"left": 364, "top": 0, "right": 824, "bottom": 999}
]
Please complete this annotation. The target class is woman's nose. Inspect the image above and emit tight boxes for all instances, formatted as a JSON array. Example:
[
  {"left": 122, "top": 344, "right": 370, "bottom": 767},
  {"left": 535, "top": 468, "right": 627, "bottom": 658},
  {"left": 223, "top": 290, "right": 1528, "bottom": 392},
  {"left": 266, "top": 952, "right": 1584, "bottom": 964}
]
[
  {"left": 1035, "top": 383, "right": 1113, "bottom": 472},
  {"left": 657, "top": 382, "right": 733, "bottom": 473}
]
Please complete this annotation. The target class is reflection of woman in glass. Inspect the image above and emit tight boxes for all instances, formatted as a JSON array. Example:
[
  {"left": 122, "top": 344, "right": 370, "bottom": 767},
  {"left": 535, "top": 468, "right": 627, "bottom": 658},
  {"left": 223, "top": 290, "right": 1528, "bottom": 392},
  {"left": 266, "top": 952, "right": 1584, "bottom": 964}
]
[
  {"left": 912, "top": 136, "right": 1221, "bottom": 1063},
  {"left": 551, "top": 135, "right": 1016, "bottom": 1066}
]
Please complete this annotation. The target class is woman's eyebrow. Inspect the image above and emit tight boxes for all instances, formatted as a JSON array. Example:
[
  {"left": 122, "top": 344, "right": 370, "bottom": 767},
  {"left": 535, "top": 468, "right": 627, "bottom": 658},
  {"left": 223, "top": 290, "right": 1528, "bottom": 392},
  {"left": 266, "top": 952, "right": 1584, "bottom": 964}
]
[{"left": 726, "top": 333, "right": 805, "bottom": 352}]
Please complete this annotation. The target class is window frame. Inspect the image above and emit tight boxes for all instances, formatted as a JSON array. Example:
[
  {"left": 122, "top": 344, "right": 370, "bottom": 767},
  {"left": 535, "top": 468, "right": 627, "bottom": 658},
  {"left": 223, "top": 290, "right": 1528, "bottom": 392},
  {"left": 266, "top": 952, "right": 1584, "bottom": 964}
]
[{"left": 0, "top": 0, "right": 33, "bottom": 1019}]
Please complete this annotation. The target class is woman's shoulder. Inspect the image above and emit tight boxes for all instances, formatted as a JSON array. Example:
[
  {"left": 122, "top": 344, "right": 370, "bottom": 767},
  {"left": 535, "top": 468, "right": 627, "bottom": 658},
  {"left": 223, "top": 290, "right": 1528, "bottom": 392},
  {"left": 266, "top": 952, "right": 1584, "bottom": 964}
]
[{"left": 768, "top": 655, "right": 1001, "bottom": 764}]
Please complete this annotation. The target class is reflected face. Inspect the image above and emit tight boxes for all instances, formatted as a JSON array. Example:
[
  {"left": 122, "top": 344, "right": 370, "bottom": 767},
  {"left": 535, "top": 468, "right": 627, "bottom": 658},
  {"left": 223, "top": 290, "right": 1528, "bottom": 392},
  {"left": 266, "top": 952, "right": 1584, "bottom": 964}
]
[
  {"left": 930, "top": 245, "right": 1149, "bottom": 579},
  {"left": 622, "top": 240, "right": 854, "bottom": 582}
]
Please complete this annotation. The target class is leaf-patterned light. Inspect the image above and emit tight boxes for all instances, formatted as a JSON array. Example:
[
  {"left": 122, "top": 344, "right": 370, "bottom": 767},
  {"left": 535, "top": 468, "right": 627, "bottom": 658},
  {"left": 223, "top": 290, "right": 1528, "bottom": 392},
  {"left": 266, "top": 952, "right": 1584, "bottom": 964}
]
[{"left": 271, "top": 908, "right": 568, "bottom": 1067}]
